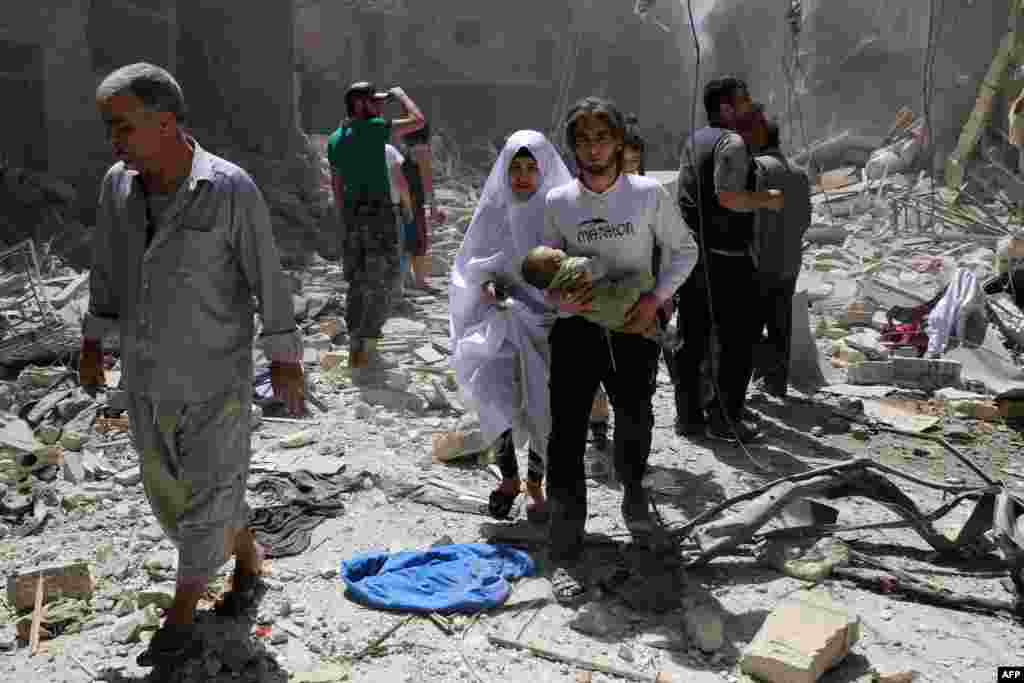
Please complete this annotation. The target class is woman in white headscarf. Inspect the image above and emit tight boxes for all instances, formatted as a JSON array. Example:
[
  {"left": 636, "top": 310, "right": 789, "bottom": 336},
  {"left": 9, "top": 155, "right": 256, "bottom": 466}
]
[{"left": 449, "top": 130, "right": 573, "bottom": 523}]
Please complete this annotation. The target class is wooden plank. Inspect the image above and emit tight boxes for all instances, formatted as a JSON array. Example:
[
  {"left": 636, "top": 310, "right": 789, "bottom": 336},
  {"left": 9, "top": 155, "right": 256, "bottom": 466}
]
[
  {"left": 28, "top": 575, "right": 43, "bottom": 655},
  {"left": 946, "top": 29, "right": 1019, "bottom": 189},
  {"left": 6, "top": 562, "right": 93, "bottom": 612}
]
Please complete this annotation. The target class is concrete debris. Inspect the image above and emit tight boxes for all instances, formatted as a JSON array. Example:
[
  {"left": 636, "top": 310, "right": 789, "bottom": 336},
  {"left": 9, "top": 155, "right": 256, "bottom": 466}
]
[
  {"left": 113, "top": 466, "right": 141, "bottom": 487},
  {"left": 741, "top": 590, "right": 860, "bottom": 683},
  {"left": 110, "top": 604, "right": 161, "bottom": 644},
  {"left": 683, "top": 603, "right": 726, "bottom": 653}
]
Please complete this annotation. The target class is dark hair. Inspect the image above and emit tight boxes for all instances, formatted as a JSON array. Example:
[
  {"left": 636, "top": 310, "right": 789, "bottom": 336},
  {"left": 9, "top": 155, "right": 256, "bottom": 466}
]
[
  {"left": 511, "top": 146, "right": 535, "bottom": 162},
  {"left": 765, "top": 120, "right": 781, "bottom": 150},
  {"left": 703, "top": 76, "right": 748, "bottom": 125},
  {"left": 565, "top": 96, "right": 626, "bottom": 172},
  {"left": 623, "top": 114, "right": 646, "bottom": 175},
  {"left": 96, "top": 63, "right": 187, "bottom": 124},
  {"left": 521, "top": 246, "right": 555, "bottom": 289}
]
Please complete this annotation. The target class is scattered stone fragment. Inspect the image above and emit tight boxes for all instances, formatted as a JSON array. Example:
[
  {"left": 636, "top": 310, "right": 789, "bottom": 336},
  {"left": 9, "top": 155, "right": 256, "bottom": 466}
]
[
  {"left": 684, "top": 604, "right": 725, "bottom": 653},
  {"left": 811, "top": 426, "right": 824, "bottom": 437},
  {"left": 618, "top": 644, "right": 635, "bottom": 662},
  {"left": 0, "top": 625, "right": 16, "bottom": 651},
  {"left": 62, "top": 451, "right": 86, "bottom": 485},
  {"left": 0, "top": 413, "right": 36, "bottom": 453},
  {"left": 414, "top": 344, "right": 445, "bottom": 365},
  {"left": 137, "top": 589, "right": 174, "bottom": 610},
  {"left": 280, "top": 430, "right": 318, "bottom": 449},
  {"left": 27, "top": 389, "right": 73, "bottom": 425},
  {"left": 110, "top": 604, "right": 160, "bottom": 644},
  {"left": 570, "top": 603, "right": 624, "bottom": 639},
  {"left": 850, "top": 425, "right": 871, "bottom": 441},
  {"left": 113, "top": 466, "right": 141, "bottom": 487},
  {"left": 740, "top": 589, "right": 860, "bottom": 683}
]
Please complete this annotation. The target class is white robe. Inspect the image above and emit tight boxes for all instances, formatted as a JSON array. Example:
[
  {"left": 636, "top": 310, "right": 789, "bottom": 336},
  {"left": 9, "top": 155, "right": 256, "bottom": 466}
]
[{"left": 448, "top": 131, "right": 573, "bottom": 461}]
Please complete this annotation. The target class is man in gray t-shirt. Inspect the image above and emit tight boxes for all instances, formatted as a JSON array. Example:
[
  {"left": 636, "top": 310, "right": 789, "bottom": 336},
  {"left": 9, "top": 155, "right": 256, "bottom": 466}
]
[{"left": 673, "top": 78, "right": 784, "bottom": 444}]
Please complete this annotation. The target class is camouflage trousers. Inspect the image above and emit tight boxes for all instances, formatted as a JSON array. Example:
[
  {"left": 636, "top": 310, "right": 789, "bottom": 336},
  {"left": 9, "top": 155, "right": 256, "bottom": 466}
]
[
  {"left": 342, "top": 202, "right": 399, "bottom": 347},
  {"left": 128, "top": 385, "right": 252, "bottom": 582}
]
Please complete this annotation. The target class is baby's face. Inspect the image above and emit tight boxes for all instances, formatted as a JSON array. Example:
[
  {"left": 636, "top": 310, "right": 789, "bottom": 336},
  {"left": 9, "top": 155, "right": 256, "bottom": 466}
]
[{"left": 535, "top": 247, "right": 565, "bottom": 275}]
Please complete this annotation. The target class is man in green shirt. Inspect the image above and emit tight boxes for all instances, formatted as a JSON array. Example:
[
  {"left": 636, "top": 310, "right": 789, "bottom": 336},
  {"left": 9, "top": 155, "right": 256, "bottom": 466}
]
[{"left": 327, "top": 81, "right": 425, "bottom": 368}]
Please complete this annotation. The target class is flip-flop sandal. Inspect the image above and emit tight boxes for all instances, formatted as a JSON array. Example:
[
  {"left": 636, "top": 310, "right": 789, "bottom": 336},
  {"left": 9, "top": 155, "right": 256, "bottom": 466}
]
[
  {"left": 551, "top": 567, "right": 588, "bottom": 606},
  {"left": 136, "top": 623, "right": 201, "bottom": 668},
  {"left": 488, "top": 488, "right": 519, "bottom": 520}
]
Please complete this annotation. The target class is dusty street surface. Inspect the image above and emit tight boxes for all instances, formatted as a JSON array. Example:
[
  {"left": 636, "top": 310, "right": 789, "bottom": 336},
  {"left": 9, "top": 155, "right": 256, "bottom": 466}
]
[{"left": 1, "top": 254, "right": 1023, "bottom": 683}]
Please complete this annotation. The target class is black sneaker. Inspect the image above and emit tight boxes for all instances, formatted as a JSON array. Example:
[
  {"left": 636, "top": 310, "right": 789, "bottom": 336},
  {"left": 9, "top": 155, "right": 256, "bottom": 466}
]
[{"left": 706, "top": 417, "right": 761, "bottom": 444}]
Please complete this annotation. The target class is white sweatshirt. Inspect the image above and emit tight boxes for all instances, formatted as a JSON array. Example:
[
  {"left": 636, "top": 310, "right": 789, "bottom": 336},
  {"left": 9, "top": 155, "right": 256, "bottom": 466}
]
[{"left": 542, "top": 174, "right": 698, "bottom": 303}]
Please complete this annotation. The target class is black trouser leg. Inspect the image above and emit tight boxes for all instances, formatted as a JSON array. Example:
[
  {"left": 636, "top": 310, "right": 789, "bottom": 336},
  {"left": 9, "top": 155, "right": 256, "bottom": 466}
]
[
  {"left": 760, "top": 275, "right": 797, "bottom": 392},
  {"left": 603, "top": 331, "right": 660, "bottom": 493},
  {"left": 707, "top": 253, "right": 758, "bottom": 422},
  {"left": 526, "top": 450, "right": 543, "bottom": 484},
  {"left": 496, "top": 430, "right": 518, "bottom": 480},
  {"left": 672, "top": 263, "right": 711, "bottom": 424},
  {"left": 546, "top": 317, "right": 606, "bottom": 561}
]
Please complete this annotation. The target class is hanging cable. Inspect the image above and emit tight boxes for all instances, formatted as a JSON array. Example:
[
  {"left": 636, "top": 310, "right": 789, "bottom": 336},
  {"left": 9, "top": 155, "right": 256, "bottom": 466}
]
[
  {"left": 682, "top": 0, "right": 769, "bottom": 471},
  {"left": 921, "top": 0, "right": 941, "bottom": 231}
]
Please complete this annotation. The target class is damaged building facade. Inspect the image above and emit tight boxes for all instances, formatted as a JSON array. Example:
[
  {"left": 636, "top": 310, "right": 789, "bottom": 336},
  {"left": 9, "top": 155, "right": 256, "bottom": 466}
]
[
  {"left": 294, "top": 0, "right": 695, "bottom": 168},
  {"left": 702, "top": 0, "right": 1020, "bottom": 174},
  {"left": 0, "top": 1, "right": 327, "bottom": 267}
]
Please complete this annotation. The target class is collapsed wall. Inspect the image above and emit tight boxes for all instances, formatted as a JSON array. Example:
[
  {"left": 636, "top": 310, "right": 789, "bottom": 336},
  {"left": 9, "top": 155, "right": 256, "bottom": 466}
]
[{"left": 700, "top": 0, "right": 1014, "bottom": 172}]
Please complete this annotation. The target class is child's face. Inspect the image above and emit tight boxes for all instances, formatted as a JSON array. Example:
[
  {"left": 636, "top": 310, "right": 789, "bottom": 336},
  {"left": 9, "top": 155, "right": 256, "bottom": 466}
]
[{"left": 623, "top": 146, "right": 642, "bottom": 175}]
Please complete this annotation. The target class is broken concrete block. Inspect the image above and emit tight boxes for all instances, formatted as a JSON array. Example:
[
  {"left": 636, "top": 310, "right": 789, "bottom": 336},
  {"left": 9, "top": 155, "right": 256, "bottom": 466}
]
[
  {"left": 59, "top": 430, "right": 88, "bottom": 452},
  {"left": 7, "top": 562, "right": 94, "bottom": 611},
  {"left": 413, "top": 345, "right": 445, "bottom": 365},
  {"left": 0, "top": 413, "right": 36, "bottom": 454},
  {"left": 280, "top": 431, "right": 317, "bottom": 449},
  {"left": 17, "top": 366, "right": 67, "bottom": 389},
  {"left": 136, "top": 589, "right": 174, "bottom": 611},
  {"left": 843, "top": 330, "right": 889, "bottom": 361},
  {"left": 359, "top": 387, "right": 424, "bottom": 413},
  {"left": 847, "top": 361, "right": 894, "bottom": 386},
  {"left": 62, "top": 451, "right": 86, "bottom": 485},
  {"left": 34, "top": 421, "right": 62, "bottom": 446},
  {"left": 431, "top": 429, "right": 489, "bottom": 462},
  {"left": 304, "top": 333, "right": 332, "bottom": 353},
  {"left": 891, "top": 357, "right": 962, "bottom": 391},
  {"left": 684, "top": 604, "right": 726, "bottom": 653},
  {"left": 26, "top": 389, "right": 73, "bottom": 425},
  {"left": 110, "top": 604, "right": 161, "bottom": 644},
  {"left": 740, "top": 590, "right": 860, "bottom": 683},
  {"left": 114, "top": 466, "right": 141, "bottom": 487},
  {"left": 319, "top": 351, "right": 347, "bottom": 371}
]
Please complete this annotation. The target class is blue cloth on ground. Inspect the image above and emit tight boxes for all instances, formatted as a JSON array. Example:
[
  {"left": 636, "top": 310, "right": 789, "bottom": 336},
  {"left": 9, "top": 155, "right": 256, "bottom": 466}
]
[{"left": 341, "top": 543, "right": 536, "bottom": 614}]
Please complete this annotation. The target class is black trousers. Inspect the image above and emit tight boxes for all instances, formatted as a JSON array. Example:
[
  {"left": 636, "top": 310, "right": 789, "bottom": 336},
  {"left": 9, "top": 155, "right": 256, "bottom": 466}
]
[
  {"left": 751, "top": 274, "right": 797, "bottom": 393},
  {"left": 672, "top": 253, "right": 759, "bottom": 423},
  {"left": 546, "top": 316, "right": 660, "bottom": 556}
]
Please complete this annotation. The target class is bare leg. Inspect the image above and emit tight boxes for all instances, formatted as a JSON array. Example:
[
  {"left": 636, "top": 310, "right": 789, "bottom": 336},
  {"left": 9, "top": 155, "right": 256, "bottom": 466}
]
[{"left": 165, "top": 577, "right": 206, "bottom": 626}]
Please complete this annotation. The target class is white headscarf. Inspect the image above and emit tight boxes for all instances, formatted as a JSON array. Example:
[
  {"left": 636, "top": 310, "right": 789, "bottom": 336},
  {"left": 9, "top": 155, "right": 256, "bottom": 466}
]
[
  {"left": 450, "top": 130, "right": 574, "bottom": 341},
  {"left": 448, "top": 130, "right": 573, "bottom": 459}
]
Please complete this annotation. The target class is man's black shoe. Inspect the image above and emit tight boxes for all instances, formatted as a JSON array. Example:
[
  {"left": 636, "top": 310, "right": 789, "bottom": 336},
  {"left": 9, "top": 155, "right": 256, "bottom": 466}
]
[{"left": 706, "top": 417, "right": 761, "bottom": 444}]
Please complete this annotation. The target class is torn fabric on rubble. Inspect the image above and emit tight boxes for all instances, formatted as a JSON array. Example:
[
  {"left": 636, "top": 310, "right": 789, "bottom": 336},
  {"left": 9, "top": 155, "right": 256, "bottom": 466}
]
[
  {"left": 448, "top": 131, "right": 572, "bottom": 462},
  {"left": 341, "top": 543, "right": 535, "bottom": 614},
  {"left": 247, "top": 468, "right": 364, "bottom": 558},
  {"left": 926, "top": 268, "right": 987, "bottom": 356}
]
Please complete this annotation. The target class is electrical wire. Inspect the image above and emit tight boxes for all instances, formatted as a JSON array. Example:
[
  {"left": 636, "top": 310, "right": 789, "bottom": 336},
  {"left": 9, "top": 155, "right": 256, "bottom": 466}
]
[
  {"left": 921, "top": 0, "right": 942, "bottom": 231},
  {"left": 682, "top": 0, "right": 769, "bottom": 472}
]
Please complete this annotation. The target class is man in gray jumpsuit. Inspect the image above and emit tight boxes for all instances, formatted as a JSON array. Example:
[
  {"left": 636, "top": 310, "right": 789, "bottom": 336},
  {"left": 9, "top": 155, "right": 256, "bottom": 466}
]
[{"left": 81, "top": 63, "right": 305, "bottom": 667}]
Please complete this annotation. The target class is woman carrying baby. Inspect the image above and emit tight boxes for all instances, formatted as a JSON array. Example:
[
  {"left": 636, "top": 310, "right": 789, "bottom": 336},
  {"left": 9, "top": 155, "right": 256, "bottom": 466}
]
[{"left": 449, "top": 130, "right": 574, "bottom": 522}]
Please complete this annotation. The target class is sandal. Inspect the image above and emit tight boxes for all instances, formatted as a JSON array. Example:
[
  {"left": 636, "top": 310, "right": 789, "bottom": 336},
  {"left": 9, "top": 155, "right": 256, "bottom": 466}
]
[
  {"left": 136, "top": 623, "right": 201, "bottom": 668},
  {"left": 550, "top": 566, "right": 588, "bottom": 606},
  {"left": 488, "top": 479, "right": 520, "bottom": 520}
]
